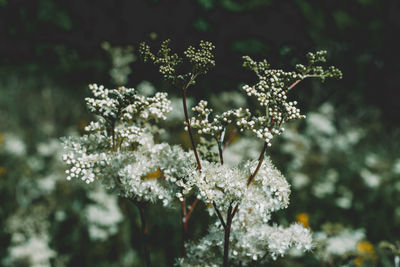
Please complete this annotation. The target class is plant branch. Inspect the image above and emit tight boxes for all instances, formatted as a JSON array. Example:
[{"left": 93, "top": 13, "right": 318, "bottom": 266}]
[
  {"left": 213, "top": 202, "right": 226, "bottom": 229},
  {"left": 185, "top": 198, "right": 199, "bottom": 222},
  {"left": 181, "top": 197, "right": 200, "bottom": 257},
  {"left": 180, "top": 74, "right": 203, "bottom": 257},
  {"left": 182, "top": 88, "right": 202, "bottom": 170},
  {"left": 246, "top": 78, "right": 305, "bottom": 186},
  {"left": 246, "top": 141, "right": 268, "bottom": 186},
  {"left": 219, "top": 77, "right": 305, "bottom": 264},
  {"left": 287, "top": 78, "right": 302, "bottom": 91},
  {"left": 223, "top": 205, "right": 233, "bottom": 267},
  {"left": 223, "top": 129, "right": 237, "bottom": 149},
  {"left": 216, "top": 138, "right": 224, "bottom": 165},
  {"left": 231, "top": 203, "right": 239, "bottom": 219},
  {"left": 181, "top": 199, "right": 187, "bottom": 257},
  {"left": 131, "top": 200, "right": 151, "bottom": 267}
]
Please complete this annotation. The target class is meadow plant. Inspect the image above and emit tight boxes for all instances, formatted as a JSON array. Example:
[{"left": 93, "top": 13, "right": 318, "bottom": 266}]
[{"left": 62, "top": 40, "right": 341, "bottom": 266}]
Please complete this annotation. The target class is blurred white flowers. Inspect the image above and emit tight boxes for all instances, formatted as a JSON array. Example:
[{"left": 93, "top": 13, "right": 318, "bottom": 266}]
[{"left": 85, "top": 185, "right": 123, "bottom": 241}]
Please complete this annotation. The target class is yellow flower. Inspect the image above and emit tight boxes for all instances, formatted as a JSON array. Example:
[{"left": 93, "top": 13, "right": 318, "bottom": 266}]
[
  {"left": 0, "top": 166, "right": 5, "bottom": 176},
  {"left": 296, "top": 213, "right": 310, "bottom": 228},
  {"left": 357, "top": 241, "right": 374, "bottom": 254},
  {"left": 354, "top": 256, "right": 363, "bottom": 266},
  {"left": 354, "top": 241, "right": 377, "bottom": 266},
  {"left": 78, "top": 120, "right": 89, "bottom": 131},
  {"left": 142, "top": 168, "right": 164, "bottom": 180}
]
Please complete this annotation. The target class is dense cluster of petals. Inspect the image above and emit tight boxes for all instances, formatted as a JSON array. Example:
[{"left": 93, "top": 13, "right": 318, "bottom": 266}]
[
  {"left": 178, "top": 161, "right": 248, "bottom": 210},
  {"left": 62, "top": 84, "right": 195, "bottom": 205},
  {"left": 177, "top": 157, "right": 312, "bottom": 266},
  {"left": 86, "top": 84, "right": 171, "bottom": 123}
]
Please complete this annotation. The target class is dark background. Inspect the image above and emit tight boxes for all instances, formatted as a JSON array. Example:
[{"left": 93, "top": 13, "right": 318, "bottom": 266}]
[{"left": 1, "top": 0, "right": 400, "bottom": 124}]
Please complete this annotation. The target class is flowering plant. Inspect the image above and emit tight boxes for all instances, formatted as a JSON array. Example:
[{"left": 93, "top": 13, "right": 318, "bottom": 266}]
[{"left": 62, "top": 39, "right": 341, "bottom": 266}]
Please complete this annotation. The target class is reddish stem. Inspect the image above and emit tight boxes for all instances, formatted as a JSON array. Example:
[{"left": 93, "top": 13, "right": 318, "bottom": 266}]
[
  {"left": 246, "top": 142, "right": 268, "bottom": 186},
  {"left": 285, "top": 79, "right": 301, "bottom": 92},
  {"left": 185, "top": 198, "right": 199, "bottom": 222},
  {"left": 182, "top": 88, "right": 202, "bottom": 170},
  {"left": 181, "top": 197, "right": 199, "bottom": 257},
  {"left": 181, "top": 85, "right": 203, "bottom": 257},
  {"left": 223, "top": 129, "right": 238, "bottom": 149},
  {"left": 218, "top": 77, "right": 307, "bottom": 266}
]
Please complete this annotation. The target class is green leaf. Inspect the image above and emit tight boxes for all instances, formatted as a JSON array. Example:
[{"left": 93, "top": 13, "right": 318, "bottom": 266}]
[
  {"left": 231, "top": 39, "right": 268, "bottom": 55},
  {"left": 37, "top": 0, "right": 73, "bottom": 31},
  {"left": 193, "top": 18, "right": 212, "bottom": 32},
  {"left": 332, "top": 10, "right": 356, "bottom": 30},
  {"left": 197, "top": 0, "right": 215, "bottom": 10}
]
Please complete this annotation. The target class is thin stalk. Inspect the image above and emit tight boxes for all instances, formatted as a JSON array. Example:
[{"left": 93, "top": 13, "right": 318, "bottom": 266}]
[
  {"left": 217, "top": 139, "right": 224, "bottom": 165},
  {"left": 180, "top": 77, "right": 202, "bottom": 257},
  {"left": 224, "top": 129, "right": 237, "bottom": 149},
  {"left": 185, "top": 198, "right": 199, "bottom": 222},
  {"left": 247, "top": 78, "right": 304, "bottom": 187},
  {"left": 287, "top": 79, "right": 301, "bottom": 91},
  {"left": 182, "top": 88, "right": 202, "bottom": 170},
  {"left": 181, "top": 199, "right": 187, "bottom": 257},
  {"left": 223, "top": 205, "right": 233, "bottom": 267},
  {"left": 131, "top": 200, "right": 151, "bottom": 267},
  {"left": 231, "top": 203, "right": 239, "bottom": 219},
  {"left": 213, "top": 202, "right": 226, "bottom": 229},
  {"left": 246, "top": 142, "right": 268, "bottom": 186},
  {"left": 217, "top": 77, "right": 307, "bottom": 266},
  {"left": 181, "top": 76, "right": 202, "bottom": 171},
  {"left": 110, "top": 120, "right": 117, "bottom": 152},
  {"left": 181, "top": 197, "right": 200, "bottom": 256}
]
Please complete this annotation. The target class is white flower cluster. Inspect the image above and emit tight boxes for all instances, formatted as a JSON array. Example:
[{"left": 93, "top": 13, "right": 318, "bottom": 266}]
[
  {"left": 230, "top": 223, "right": 312, "bottom": 263},
  {"left": 63, "top": 130, "right": 192, "bottom": 206},
  {"left": 239, "top": 66, "right": 305, "bottom": 145},
  {"left": 3, "top": 206, "right": 55, "bottom": 267},
  {"left": 4, "top": 235, "right": 56, "bottom": 267},
  {"left": 314, "top": 227, "right": 365, "bottom": 261},
  {"left": 85, "top": 185, "right": 124, "bottom": 241},
  {"left": 189, "top": 71, "right": 304, "bottom": 146},
  {"left": 178, "top": 161, "right": 248, "bottom": 210},
  {"left": 62, "top": 84, "right": 194, "bottom": 205},
  {"left": 86, "top": 83, "right": 171, "bottom": 122},
  {"left": 229, "top": 159, "right": 311, "bottom": 264},
  {"left": 60, "top": 45, "right": 343, "bottom": 266},
  {"left": 0, "top": 133, "right": 27, "bottom": 157},
  {"left": 180, "top": 222, "right": 312, "bottom": 266},
  {"left": 189, "top": 52, "right": 341, "bottom": 148},
  {"left": 184, "top": 40, "right": 216, "bottom": 75},
  {"left": 177, "top": 224, "right": 224, "bottom": 267},
  {"left": 178, "top": 158, "right": 312, "bottom": 266},
  {"left": 238, "top": 158, "right": 291, "bottom": 221},
  {"left": 189, "top": 100, "right": 252, "bottom": 140},
  {"left": 101, "top": 41, "right": 136, "bottom": 86},
  {"left": 117, "top": 137, "right": 194, "bottom": 205}
]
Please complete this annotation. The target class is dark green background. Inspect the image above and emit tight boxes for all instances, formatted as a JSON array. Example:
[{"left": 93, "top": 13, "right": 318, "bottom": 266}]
[{"left": 1, "top": 0, "right": 399, "bottom": 124}]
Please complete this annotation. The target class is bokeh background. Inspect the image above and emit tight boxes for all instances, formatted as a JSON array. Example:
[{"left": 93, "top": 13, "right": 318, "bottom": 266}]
[{"left": 1, "top": 0, "right": 399, "bottom": 266}]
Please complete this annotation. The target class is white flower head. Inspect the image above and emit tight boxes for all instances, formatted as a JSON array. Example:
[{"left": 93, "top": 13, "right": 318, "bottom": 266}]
[{"left": 182, "top": 161, "right": 248, "bottom": 211}]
